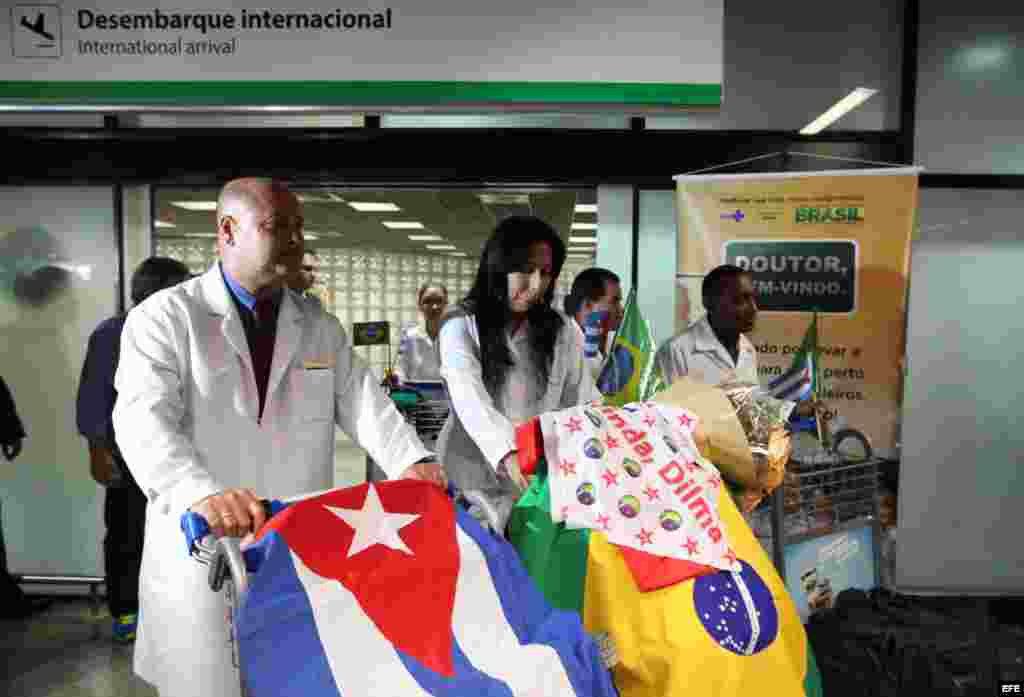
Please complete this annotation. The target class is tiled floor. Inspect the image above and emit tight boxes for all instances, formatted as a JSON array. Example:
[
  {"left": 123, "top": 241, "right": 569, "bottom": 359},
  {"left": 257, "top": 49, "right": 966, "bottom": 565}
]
[
  {"left": 1, "top": 439, "right": 371, "bottom": 697},
  {"left": 1, "top": 598, "right": 157, "bottom": 697}
]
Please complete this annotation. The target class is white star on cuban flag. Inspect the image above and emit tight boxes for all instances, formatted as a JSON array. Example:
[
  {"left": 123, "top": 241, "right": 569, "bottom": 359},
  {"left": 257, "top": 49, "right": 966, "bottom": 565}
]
[{"left": 327, "top": 483, "right": 421, "bottom": 558}]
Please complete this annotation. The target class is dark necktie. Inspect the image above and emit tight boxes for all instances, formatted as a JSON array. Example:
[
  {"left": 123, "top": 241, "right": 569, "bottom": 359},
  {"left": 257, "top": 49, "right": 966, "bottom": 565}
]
[{"left": 251, "top": 296, "right": 277, "bottom": 419}]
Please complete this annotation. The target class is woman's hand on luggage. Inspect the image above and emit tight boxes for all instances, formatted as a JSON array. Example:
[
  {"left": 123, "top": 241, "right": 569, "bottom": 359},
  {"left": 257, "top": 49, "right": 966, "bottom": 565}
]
[
  {"left": 190, "top": 488, "right": 267, "bottom": 539},
  {"left": 400, "top": 459, "right": 447, "bottom": 488},
  {"left": 500, "top": 452, "right": 529, "bottom": 492}
]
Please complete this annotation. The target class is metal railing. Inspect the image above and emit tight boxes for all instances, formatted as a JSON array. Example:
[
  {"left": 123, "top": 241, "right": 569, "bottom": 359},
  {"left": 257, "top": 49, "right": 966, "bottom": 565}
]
[{"left": 11, "top": 574, "right": 106, "bottom": 617}]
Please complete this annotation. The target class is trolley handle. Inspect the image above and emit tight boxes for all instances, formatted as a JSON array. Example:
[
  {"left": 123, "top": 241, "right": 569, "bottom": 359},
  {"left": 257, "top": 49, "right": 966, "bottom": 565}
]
[
  {"left": 180, "top": 499, "right": 275, "bottom": 557},
  {"left": 180, "top": 500, "right": 275, "bottom": 596}
]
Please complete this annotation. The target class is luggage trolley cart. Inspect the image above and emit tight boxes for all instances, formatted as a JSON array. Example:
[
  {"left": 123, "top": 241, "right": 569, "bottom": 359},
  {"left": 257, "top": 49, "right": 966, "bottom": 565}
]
[
  {"left": 180, "top": 500, "right": 277, "bottom": 697},
  {"left": 400, "top": 380, "right": 451, "bottom": 452},
  {"left": 757, "top": 458, "right": 884, "bottom": 584},
  {"left": 367, "top": 380, "right": 451, "bottom": 482},
  {"left": 754, "top": 420, "right": 883, "bottom": 580},
  {"left": 179, "top": 486, "right": 507, "bottom": 697}
]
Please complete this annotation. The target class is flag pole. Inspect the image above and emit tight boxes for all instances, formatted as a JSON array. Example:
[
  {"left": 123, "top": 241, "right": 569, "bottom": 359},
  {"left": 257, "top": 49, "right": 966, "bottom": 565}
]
[
  {"left": 598, "top": 286, "right": 633, "bottom": 377},
  {"left": 811, "top": 310, "right": 826, "bottom": 447}
]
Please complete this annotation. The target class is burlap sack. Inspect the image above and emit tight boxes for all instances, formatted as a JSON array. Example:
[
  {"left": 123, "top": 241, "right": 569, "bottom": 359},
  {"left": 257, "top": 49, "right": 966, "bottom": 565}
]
[{"left": 653, "top": 378, "right": 791, "bottom": 505}]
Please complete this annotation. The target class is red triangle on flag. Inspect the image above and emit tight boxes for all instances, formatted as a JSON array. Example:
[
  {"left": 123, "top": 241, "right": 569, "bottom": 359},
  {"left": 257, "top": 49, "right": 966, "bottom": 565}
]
[
  {"left": 614, "top": 543, "right": 717, "bottom": 592},
  {"left": 261, "top": 481, "right": 459, "bottom": 676}
]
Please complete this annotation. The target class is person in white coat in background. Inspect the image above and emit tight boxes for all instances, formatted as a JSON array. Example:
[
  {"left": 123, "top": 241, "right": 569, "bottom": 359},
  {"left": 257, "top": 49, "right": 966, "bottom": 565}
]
[
  {"left": 112, "top": 178, "right": 444, "bottom": 697},
  {"left": 395, "top": 283, "right": 448, "bottom": 383},
  {"left": 655, "top": 264, "right": 819, "bottom": 419},
  {"left": 655, "top": 264, "right": 761, "bottom": 388},
  {"left": 437, "top": 216, "right": 600, "bottom": 532},
  {"left": 286, "top": 249, "right": 325, "bottom": 306}
]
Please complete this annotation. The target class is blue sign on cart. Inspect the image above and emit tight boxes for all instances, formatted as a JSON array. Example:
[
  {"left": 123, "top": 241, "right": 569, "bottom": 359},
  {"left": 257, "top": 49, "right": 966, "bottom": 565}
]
[{"left": 783, "top": 522, "right": 879, "bottom": 623}]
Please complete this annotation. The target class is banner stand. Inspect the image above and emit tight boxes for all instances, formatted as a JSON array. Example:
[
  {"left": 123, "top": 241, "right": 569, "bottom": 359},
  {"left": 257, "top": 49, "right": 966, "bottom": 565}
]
[
  {"left": 674, "top": 161, "right": 921, "bottom": 590},
  {"left": 677, "top": 150, "right": 914, "bottom": 178}
]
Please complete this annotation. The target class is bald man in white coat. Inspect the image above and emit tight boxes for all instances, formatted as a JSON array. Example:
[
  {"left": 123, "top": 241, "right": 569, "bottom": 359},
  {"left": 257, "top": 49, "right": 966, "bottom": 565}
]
[{"left": 113, "top": 178, "right": 444, "bottom": 697}]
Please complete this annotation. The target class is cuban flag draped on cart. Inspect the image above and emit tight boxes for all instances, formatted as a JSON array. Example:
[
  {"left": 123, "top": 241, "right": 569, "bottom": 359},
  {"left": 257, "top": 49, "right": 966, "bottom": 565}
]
[{"left": 236, "top": 480, "right": 617, "bottom": 697}]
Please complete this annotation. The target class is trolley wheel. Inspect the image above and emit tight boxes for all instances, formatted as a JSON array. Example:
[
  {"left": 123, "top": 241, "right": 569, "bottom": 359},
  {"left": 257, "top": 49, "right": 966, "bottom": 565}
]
[{"left": 830, "top": 428, "right": 872, "bottom": 464}]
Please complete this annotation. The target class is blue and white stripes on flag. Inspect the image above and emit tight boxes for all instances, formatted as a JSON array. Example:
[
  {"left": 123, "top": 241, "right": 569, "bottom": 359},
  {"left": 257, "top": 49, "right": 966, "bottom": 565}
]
[
  {"left": 234, "top": 482, "right": 617, "bottom": 697},
  {"left": 767, "top": 314, "right": 818, "bottom": 402},
  {"left": 767, "top": 353, "right": 815, "bottom": 401}
]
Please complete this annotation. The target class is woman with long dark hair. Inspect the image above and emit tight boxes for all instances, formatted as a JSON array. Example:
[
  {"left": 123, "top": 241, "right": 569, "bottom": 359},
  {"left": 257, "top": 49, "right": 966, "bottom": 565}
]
[{"left": 437, "top": 216, "right": 599, "bottom": 528}]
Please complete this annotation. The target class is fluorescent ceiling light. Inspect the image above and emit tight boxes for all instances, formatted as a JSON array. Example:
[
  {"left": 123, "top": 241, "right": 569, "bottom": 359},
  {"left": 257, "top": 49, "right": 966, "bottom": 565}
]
[
  {"left": 571, "top": 222, "right": 598, "bottom": 231},
  {"left": 799, "top": 87, "right": 878, "bottom": 135},
  {"left": 574, "top": 204, "right": 598, "bottom": 214},
  {"left": 298, "top": 192, "right": 347, "bottom": 203},
  {"left": 447, "top": 252, "right": 468, "bottom": 257},
  {"left": 478, "top": 192, "right": 530, "bottom": 206},
  {"left": 427, "top": 244, "right": 458, "bottom": 251},
  {"left": 408, "top": 234, "right": 444, "bottom": 241},
  {"left": 568, "top": 246, "right": 596, "bottom": 253},
  {"left": 569, "top": 236, "right": 597, "bottom": 244},
  {"left": 348, "top": 201, "right": 401, "bottom": 212},
  {"left": 154, "top": 220, "right": 176, "bottom": 228},
  {"left": 171, "top": 201, "right": 218, "bottom": 211},
  {"left": 567, "top": 253, "right": 594, "bottom": 259},
  {"left": 382, "top": 221, "right": 425, "bottom": 230},
  {"left": 183, "top": 233, "right": 217, "bottom": 238},
  {"left": 303, "top": 234, "right": 320, "bottom": 240}
]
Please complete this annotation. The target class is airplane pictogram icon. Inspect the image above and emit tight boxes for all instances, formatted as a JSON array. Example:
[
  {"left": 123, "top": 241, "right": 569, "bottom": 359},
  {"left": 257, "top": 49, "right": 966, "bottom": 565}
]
[{"left": 21, "top": 12, "right": 55, "bottom": 42}]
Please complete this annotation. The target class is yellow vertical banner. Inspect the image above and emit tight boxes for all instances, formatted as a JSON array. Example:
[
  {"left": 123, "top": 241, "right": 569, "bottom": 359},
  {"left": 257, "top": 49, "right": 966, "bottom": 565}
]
[{"left": 675, "top": 168, "right": 920, "bottom": 458}]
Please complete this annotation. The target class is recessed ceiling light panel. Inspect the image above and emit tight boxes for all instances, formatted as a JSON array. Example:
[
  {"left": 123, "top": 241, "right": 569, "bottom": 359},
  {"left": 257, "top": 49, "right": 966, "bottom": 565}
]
[
  {"left": 170, "top": 201, "right": 218, "bottom": 211},
  {"left": 348, "top": 202, "right": 402, "bottom": 212},
  {"left": 800, "top": 87, "right": 878, "bottom": 135}
]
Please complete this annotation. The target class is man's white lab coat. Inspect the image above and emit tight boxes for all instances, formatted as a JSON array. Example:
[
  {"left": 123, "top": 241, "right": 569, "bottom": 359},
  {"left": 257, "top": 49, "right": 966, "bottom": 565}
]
[
  {"left": 112, "top": 265, "right": 429, "bottom": 697},
  {"left": 654, "top": 315, "right": 759, "bottom": 387}
]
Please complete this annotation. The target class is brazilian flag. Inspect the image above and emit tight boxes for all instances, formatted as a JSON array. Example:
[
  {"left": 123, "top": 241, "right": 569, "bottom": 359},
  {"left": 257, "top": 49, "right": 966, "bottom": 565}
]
[
  {"left": 508, "top": 433, "right": 824, "bottom": 697},
  {"left": 596, "top": 289, "right": 664, "bottom": 406}
]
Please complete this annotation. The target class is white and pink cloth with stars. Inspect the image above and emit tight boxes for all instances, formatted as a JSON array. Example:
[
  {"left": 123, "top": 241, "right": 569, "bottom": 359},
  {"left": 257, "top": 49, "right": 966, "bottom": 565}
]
[{"left": 540, "top": 401, "right": 741, "bottom": 574}]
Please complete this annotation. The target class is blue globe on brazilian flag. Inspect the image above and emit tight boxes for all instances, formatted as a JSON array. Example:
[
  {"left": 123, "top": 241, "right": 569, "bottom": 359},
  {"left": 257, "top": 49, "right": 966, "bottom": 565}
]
[{"left": 597, "top": 289, "right": 664, "bottom": 406}]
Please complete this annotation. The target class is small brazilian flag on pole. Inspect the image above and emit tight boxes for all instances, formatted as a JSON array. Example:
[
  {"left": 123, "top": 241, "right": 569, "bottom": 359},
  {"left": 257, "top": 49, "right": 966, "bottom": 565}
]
[{"left": 596, "top": 288, "right": 664, "bottom": 406}]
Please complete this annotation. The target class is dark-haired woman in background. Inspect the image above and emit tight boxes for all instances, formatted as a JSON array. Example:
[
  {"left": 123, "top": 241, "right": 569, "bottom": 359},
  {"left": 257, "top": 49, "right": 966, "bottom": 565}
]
[
  {"left": 437, "top": 216, "right": 599, "bottom": 528},
  {"left": 395, "top": 283, "right": 448, "bottom": 383}
]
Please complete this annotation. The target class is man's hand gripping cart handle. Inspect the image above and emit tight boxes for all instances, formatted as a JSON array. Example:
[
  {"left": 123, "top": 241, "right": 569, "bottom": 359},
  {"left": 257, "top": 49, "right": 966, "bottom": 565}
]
[{"left": 180, "top": 500, "right": 274, "bottom": 597}]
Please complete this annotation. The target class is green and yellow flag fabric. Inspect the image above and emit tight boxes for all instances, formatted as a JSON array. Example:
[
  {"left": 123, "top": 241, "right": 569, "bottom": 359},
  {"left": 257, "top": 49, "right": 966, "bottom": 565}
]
[
  {"left": 508, "top": 417, "right": 822, "bottom": 697},
  {"left": 596, "top": 289, "right": 664, "bottom": 406}
]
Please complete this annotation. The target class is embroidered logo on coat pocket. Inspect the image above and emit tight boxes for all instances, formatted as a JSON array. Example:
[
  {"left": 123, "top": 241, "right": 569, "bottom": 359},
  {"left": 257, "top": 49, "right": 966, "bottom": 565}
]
[{"left": 303, "top": 359, "right": 334, "bottom": 370}]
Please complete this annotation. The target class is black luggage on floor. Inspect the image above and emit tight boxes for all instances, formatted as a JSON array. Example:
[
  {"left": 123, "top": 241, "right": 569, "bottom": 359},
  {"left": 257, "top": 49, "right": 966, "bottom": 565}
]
[{"left": 806, "top": 589, "right": 1023, "bottom": 696}]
